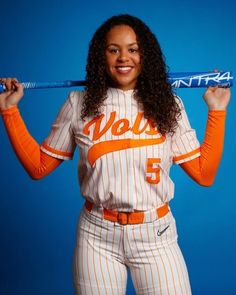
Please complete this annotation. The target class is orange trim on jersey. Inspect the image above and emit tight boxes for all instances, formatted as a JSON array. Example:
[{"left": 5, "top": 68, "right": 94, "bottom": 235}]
[
  {"left": 88, "top": 137, "right": 166, "bottom": 166},
  {"left": 41, "top": 142, "right": 73, "bottom": 158},
  {"left": 173, "top": 147, "right": 200, "bottom": 163}
]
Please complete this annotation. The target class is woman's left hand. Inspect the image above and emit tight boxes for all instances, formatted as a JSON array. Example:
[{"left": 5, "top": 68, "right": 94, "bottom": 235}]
[{"left": 203, "top": 86, "right": 231, "bottom": 110}]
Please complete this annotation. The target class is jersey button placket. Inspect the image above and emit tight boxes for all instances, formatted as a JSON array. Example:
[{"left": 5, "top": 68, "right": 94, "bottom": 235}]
[{"left": 127, "top": 92, "right": 134, "bottom": 209}]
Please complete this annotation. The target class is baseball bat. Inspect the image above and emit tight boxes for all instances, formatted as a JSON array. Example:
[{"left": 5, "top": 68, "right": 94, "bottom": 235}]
[{"left": 0, "top": 71, "right": 233, "bottom": 93}]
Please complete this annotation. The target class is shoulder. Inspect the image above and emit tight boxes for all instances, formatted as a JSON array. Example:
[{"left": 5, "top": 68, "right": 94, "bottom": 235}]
[
  {"left": 173, "top": 94, "right": 184, "bottom": 110},
  {"left": 68, "top": 90, "right": 86, "bottom": 102},
  {"left": 66, "top": 90, "right": 86, "bottom": 109}
]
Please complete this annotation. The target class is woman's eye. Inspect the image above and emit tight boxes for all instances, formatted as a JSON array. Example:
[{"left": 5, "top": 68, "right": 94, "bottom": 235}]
[
  {"left": 129, "top": 48, "right": 139, "bottom": 53},
  {"left": 109, "top": 48, "right": 119, "bottom": 54}
]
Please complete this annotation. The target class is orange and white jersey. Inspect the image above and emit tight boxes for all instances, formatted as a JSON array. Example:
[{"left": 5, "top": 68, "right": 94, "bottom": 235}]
[{"left": 41, "top": 88, "right": 200, "bottom": 211}]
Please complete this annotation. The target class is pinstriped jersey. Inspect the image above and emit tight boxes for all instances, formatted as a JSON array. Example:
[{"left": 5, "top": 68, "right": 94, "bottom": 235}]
[{"left": 41, "top": 88, "right": 200, "bottom": 211}]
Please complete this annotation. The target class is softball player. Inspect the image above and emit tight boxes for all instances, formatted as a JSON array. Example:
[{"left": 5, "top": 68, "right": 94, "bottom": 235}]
[{"left": 0, "top": 14, "right": 230, "bottom": 295}]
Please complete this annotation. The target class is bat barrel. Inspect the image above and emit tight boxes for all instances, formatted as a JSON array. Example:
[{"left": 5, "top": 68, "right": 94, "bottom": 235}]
[{"left": 168, "top": 71, "right": 233, "bottom": 88}]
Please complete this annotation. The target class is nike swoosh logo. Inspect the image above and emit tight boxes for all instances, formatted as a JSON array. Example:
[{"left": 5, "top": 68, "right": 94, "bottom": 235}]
[
  {"left": 88, "top": 137, "right": 166, "bottom": 166},
  {"left": 157, "top": 225, "right": 170, "bottom": 236}
]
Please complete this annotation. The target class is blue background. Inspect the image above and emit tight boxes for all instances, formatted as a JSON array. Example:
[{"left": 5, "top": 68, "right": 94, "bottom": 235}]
[{"left": 0, "top": 0, "right": 235, "bottom": 294}]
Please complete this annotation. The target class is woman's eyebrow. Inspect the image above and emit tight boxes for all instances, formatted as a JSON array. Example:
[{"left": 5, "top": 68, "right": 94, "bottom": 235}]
[{"left": 106, "top": 42, "right": 139, "bottom": 47}]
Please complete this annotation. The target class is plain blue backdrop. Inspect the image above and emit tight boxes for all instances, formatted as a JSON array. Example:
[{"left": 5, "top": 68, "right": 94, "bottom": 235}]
[{"left": 0, "top": 0, "right": 235, "bottom": 294}]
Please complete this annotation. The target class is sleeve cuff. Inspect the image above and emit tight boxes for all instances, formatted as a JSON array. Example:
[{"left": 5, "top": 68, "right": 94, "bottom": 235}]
[
  {"left": 173, "top": 147, "right": 200, "bottom": 164},
  {"left": 41, "top": 142, "right": 73, "bottom": 160}
]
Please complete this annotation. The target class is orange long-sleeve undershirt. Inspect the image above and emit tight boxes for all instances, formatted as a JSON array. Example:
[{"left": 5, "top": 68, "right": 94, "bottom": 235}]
[
  {"left": 1, "top": 106, "right": 226, "bottom": 185},
  {"left": 180, "top": 110, "right": 226, "bottom": 186},
  {"left": 1, "top": 106, "right": 62, "bottom": 179}
]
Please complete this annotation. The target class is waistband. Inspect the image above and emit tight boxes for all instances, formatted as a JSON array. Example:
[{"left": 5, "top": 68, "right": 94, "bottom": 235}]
[{"left": 84, "top": 200, "right": 170, "bottom": 225}]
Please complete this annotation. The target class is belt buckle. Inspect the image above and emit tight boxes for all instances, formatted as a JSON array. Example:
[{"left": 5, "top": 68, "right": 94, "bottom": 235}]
[{"left": 117, "top": 212, "right": 129, "bottom": 225}]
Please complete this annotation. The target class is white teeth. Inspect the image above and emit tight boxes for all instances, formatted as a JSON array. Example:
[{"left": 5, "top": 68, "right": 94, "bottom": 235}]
[{"left": 117, "top": 67, "right": 132, "bottom": 71}]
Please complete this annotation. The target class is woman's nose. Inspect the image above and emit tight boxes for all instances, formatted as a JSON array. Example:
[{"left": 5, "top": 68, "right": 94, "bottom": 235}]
[{"left": 117, "top": 50, "right": 129, "bottom": 62}]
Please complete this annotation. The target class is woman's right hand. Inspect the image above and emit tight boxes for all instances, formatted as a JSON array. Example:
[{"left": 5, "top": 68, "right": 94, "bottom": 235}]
[{"left": 0, "top": 78, "right": 24, "bottom": 111}]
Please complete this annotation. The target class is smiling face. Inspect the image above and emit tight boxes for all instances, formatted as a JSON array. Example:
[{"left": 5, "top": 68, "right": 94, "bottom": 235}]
[{"left": 105, "top": 25, "right": 141, "bottom": 91}]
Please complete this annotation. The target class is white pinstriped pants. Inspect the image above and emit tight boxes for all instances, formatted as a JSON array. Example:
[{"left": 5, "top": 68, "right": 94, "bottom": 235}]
[{"left": 73, "top": 207, "right": 192, "bottom": 295}]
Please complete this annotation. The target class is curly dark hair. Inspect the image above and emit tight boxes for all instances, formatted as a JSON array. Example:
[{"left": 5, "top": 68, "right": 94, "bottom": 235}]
[{"left": 81, "top": 14, "right": 181, "bottom": 135}]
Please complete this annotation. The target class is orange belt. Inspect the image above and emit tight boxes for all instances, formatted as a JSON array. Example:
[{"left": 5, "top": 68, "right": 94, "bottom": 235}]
[{"left": 85, "top": 200, "right": 170, "bottom": 225}]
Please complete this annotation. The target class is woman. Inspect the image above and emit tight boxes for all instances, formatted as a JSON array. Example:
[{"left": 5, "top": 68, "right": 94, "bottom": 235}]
[{"left": 0, "top": 14, "right": 230, "bottom": 295}]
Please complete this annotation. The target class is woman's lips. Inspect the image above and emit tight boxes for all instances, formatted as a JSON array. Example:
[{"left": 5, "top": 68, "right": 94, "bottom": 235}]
[{"left": 115, "top": 66, "right": 133, "bottom": 74}]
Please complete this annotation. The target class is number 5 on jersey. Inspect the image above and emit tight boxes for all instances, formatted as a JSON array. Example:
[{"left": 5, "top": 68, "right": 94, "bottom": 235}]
[{"left": 146, "top": 158, "right": 161, "bottom": 184}]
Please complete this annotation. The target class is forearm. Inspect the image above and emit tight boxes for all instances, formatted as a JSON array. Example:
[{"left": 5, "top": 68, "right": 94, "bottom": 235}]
[
  {"left": 180, "top": 110, "right": 226, "bottom": 186},
  {"left": 1, "top": 106, "right": 62, "bottom": 179}
]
